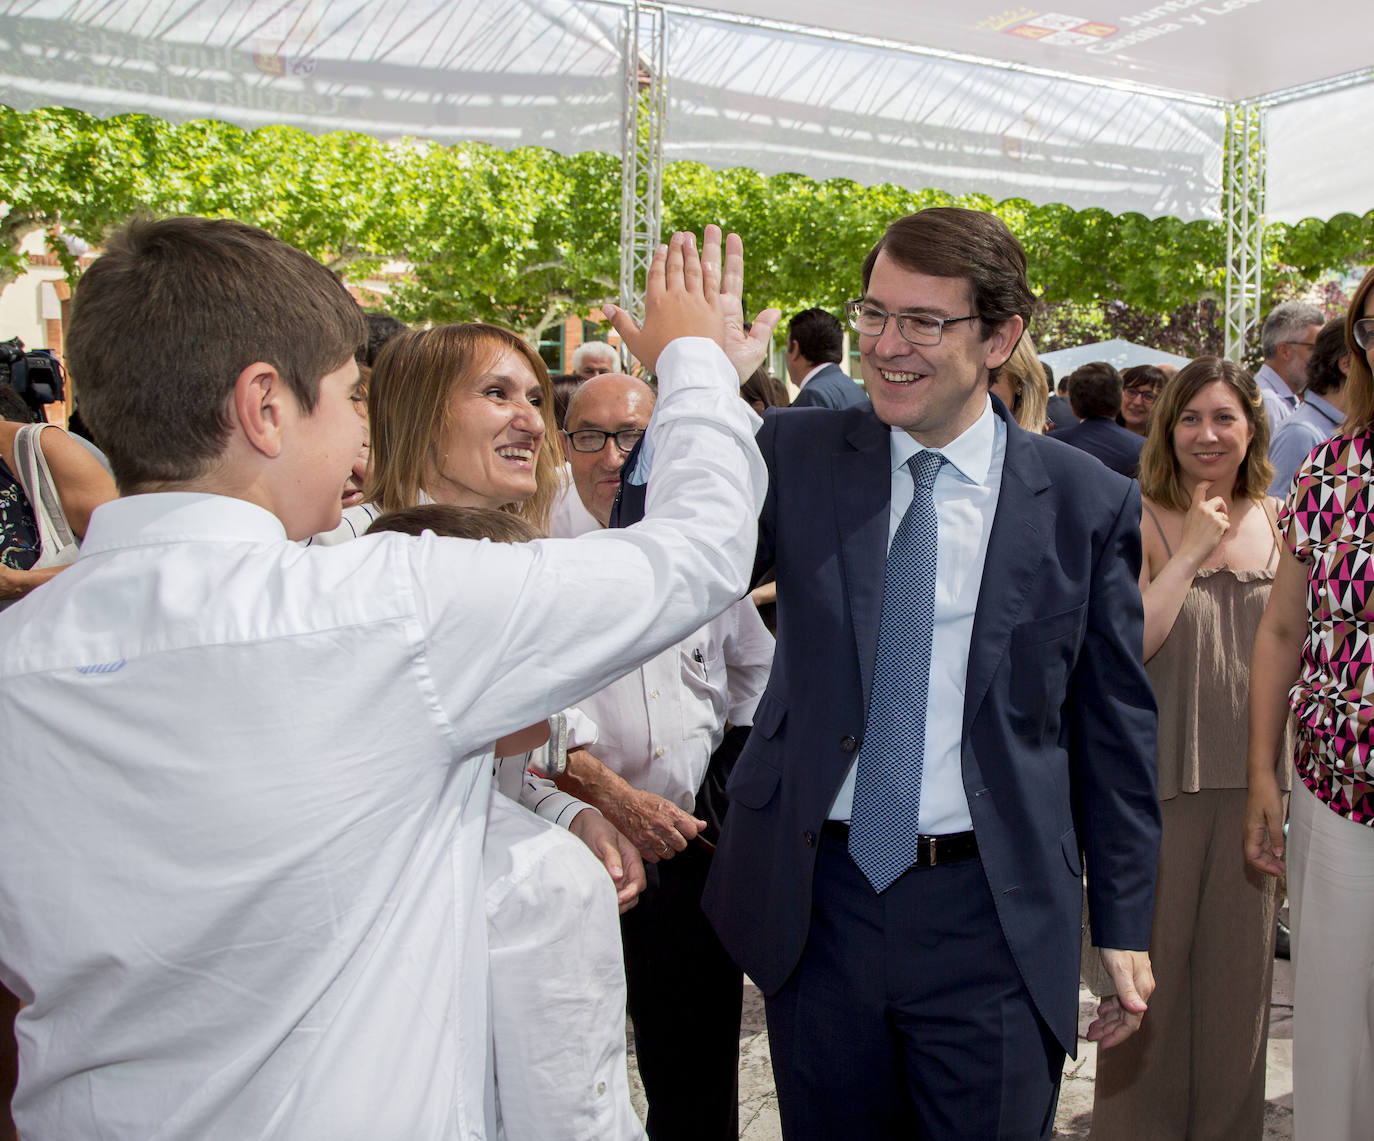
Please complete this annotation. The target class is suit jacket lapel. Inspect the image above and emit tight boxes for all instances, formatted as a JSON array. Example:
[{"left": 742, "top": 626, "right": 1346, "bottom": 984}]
[
  {"left": 833, "top": 415, "right": 892, "bottom": 715},
  {"left": 963, "top": 414, "right": 1054, "bottom": 733}
]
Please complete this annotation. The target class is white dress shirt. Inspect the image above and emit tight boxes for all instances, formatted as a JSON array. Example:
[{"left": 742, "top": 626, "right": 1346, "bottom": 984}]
[
  {"left": 314, "top": 497, "right": 598, "bottom": 828},
  {"left": 0, "top": 337, "right": 764, "bottom": 1140},
  {"left": 829, "top": 398, "right": 1006, "bottom": 835},
  {"left": 550, "top": 483, "right": 775, "bottom": 809}
]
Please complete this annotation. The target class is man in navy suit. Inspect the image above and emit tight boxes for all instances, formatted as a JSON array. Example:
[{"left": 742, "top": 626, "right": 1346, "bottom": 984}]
[
  {"left": 703, "top": 208, "right": 1160, "bottom": 1140},
  {"left": 785, "top": 307, "right": 869, "bottom": 409},
  {"left": 1048, "top": 361, "right": 1144, "bottom": 477}
]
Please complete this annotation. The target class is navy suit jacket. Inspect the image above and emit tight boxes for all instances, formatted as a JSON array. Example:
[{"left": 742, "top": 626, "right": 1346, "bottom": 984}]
[
  {"left": 1045, "top": 394, "right": 1079, "bottom": 432},
  {"left": 790, "top": 362, "right": 869, "bottom": 410},
  {"left": 702, "top": 400, "right": 1160, "bottom": 1056},
  {"left": 1049, "top": 416, "right": 1143, "bottom": 478}
]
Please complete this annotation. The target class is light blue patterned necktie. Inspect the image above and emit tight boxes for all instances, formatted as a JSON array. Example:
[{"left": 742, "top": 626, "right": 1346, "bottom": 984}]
[{"left": 848, "top": 449, "right": 945, "bottom": 892}]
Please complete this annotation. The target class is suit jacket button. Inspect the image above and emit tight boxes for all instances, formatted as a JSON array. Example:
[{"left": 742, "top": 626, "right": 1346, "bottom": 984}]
[
  {"left": 803, "top": 830, "right": 815, "bottom": 847},
  {"left": 841, "top": 735, "right": 858, "bottom": 753}
]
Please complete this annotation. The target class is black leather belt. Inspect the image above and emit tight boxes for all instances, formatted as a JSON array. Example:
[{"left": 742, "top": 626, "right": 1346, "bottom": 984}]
[{"left": 821, "top": 819, "right": 979, "bottom": 866}]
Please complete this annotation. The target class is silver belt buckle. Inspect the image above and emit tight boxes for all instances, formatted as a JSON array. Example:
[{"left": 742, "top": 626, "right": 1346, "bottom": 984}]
[{"left": 924, "top": 835, "right": 937, "bottom": 866}]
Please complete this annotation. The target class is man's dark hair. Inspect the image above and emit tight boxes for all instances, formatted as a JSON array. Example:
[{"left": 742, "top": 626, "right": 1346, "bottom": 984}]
[
  {"left": 1305, "top": 316, "right": 1349, "bottom": 397},
  {"left": 861, "top": 207, "right": 1034, "bottom": 340},
  {"left": 1067, "top": 361, "right": 1123, "bottom": 420},
  {"left": 1042, "top": 362, "right": 1056, "bottom": 391},
  {"left": 0, "top": 384, "right": 40, "bottom": 423},
  {"left": 362, "top": 311, "right": 410, "bottom": 367},
  {"left": 67, "top": 215, "right": 366, "bottom": 492},
  {"left": 787, "top": 308, "right": 843, "bottom": 365},
  {"left": 366, "top": 503, "right": 541, "bottom": 544}
]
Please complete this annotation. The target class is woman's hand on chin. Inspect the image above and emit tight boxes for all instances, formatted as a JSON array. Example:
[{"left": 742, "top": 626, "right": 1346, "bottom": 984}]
[{"left": 1178, "top": 480, "right": 1229, "bottom": 565}]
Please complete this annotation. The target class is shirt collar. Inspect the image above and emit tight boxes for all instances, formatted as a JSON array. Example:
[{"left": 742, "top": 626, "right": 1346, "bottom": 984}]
[
  {"left": 79, "top": 493, "right": 288, "bottom": 556},
  {"left": 1301, "top": 390, "right": 1343, "bottom": 426},
  {"left": 1256, "top": 362, "right": 1298, "bottom": 405},
  {"left": 888, "top": 397, "right": 997, "bottom": 487},
  {"left": 798, "top": 363, "right": 828, "bottom": 388}
]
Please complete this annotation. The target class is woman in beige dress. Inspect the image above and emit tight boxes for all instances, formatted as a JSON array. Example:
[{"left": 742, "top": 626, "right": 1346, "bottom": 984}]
[{"left": 1091, "top": 356, "right": 1289, "bottom": 1139}]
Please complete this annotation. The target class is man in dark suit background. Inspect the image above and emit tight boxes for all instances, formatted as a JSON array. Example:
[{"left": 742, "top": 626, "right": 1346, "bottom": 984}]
[
  {"left": 1049, "top": 361, "right": 1144, "bottom": 477},
  {"left": 1044, "top": 365, "right": 1080, "bottom": 431},
  {"left": 703, "top": 208, "right": 1160, "bottom": 1140},
  {"left": 785, "top": 307, "right": 869, "bottom": 409}
]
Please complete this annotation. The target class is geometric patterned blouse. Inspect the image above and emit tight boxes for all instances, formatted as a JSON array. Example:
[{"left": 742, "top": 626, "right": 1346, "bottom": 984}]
[{"left": 1280, "top": 431, "right": 1374, "bottom": 826}]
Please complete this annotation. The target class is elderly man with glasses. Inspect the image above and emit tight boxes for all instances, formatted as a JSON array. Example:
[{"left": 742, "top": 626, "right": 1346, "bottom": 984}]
[{"left": 1256, "top": 300, "right": 1325, "bottom": 431}]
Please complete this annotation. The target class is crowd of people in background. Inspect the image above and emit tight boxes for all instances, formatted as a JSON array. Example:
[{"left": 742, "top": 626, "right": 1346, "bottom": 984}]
[{"left": 0, "top": 207, "right": 1372, "bottom": 1141}]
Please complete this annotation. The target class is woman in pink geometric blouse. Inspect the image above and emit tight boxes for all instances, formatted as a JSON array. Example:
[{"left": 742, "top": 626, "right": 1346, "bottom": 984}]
[{"left": 1247, "top": 267, "right": 1374, "bottom": 1141}]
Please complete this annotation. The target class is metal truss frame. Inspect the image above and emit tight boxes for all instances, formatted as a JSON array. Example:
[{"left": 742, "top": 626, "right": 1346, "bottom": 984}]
[
  {"left": 1223, "top": 102, "right": 1265, "bottom": 363},
  {"left": 618, "top": 0, "right": 666, "bottom": 353}
]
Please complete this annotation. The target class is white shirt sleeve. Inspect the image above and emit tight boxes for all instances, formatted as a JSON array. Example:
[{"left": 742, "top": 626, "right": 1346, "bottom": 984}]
[
  {"left": 721, "top": 598, "right": 775, "bottom": 728},
  {"left": 563, "top": 706, "right": 599, "bottom": 751},
  {"left": 410, "top": 337, "right": 766, "bottom": 753}
]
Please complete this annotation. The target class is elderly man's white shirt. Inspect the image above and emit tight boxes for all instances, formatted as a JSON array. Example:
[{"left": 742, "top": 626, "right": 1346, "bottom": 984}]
[
  {"left": 549, "top": 484, "right": 774, "bottom": 809},
  {"left": 0, "top": 338, "right": 763, "bottom": 1140}
]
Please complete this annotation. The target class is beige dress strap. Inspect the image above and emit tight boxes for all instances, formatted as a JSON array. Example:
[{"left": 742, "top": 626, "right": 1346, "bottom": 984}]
[
  {"left": 1261, "top": 497, "right": 1281, "bottom": 572},
  {"left": 1142, "top": 500, "right": 1173, "bottom": 559}
]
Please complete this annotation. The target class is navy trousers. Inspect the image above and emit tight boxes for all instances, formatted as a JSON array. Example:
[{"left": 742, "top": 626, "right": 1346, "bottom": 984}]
[
  {"left": 764, "top": 829, "right": 1064, "bottom": 1140},
  {"left": 621, "top": 842, "right": 743, "bottom": 1141}
]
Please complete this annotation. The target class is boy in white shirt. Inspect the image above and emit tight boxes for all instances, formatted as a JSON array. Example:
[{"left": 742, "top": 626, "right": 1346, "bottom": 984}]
[{"left": 0, "top": 216, "right": 767, "bottom": 1139}]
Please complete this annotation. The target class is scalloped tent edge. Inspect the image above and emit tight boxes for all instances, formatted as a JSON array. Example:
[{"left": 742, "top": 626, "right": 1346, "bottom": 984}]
[{"left": 0, "top": 0, "right": 1368, "bottom": 346}]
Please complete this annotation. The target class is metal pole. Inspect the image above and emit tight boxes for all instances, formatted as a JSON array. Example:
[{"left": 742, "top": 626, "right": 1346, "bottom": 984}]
[
  {"left": 617, "top": 2, "right": 666, "bottom": 368},
  {"left": 1223, "top": 102, "right": 1265, "bottom": 363}
]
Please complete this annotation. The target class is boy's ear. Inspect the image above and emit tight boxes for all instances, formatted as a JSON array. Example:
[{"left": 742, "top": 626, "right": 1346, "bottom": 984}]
[{"left": 233, "top": 362, "right": 290, "bottom": 459}]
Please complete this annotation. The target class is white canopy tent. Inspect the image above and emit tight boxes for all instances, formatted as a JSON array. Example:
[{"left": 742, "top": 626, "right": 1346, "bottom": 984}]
[
  {"left": 0, "top": 0, "right": 1368, "bottom": 348},
  {"left": 1039, "top": 338, "right": 1192, "bottom": 375}
]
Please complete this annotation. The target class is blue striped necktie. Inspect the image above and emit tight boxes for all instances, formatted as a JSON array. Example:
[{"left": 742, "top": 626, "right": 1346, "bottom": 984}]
[{"left": 848, "top": 449, "right": 945, "bottom": 892}]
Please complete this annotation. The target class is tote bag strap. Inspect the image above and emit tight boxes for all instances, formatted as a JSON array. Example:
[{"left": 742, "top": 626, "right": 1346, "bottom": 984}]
[{"left": 13, "top": 423, "right": 79, "bottom": 565}]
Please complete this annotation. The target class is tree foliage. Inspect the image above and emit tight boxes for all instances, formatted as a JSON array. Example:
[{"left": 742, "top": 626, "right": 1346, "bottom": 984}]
[{"left": 1, "top": 106, "right": 1372, "bottom": 354}]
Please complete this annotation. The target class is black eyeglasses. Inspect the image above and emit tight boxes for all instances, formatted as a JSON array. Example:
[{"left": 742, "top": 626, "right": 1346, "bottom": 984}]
[
  {"left": 1123, "top": 386, "right": 1159, "bottom": 405},
  {"left": 563, "top": 428, "right": 645, "bottom": 454},
  {"left": 1353, "top": 318, "right": 1374, "bottom": 351},
  {"left": 844, "top": 300, "right": 979, "bottom": 346}
]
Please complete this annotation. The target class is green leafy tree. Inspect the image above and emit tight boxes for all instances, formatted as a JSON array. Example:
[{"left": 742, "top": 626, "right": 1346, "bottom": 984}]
[
  {"left": 0, "top": 108, "right": 162, "bottom": 287},
  {"left": 385, "top": 145, "right": 621, "bottom": 341},
  {"left": 3, "top": 104, "right": 1372, "bottom": 357}
]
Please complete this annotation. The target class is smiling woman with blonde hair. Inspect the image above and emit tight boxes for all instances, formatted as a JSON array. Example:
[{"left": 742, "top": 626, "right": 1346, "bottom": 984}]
[
  {"left": 1093, "top": 355, "right": 1288, "bottom": 1139},
  {"left": 366, "top": 322, "right": 564, "bottom": 531}
]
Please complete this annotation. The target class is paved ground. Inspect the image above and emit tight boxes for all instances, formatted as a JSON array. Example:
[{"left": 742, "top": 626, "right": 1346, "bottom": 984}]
[{"left": 628, "top": 957, "right": 1295, "bottom": 1139}]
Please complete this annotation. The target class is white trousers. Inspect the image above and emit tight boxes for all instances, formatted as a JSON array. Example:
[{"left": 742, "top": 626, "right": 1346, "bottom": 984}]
[
  {"left": 1288, "top": 777, "right": 1374, "bottom": 1141},
  {"left": 484, "top": 794, "right": 646, "bottom": 1141}
]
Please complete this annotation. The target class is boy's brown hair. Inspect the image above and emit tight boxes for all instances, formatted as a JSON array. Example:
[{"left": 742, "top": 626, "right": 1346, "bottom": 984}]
[
  {"left": 66, "top": 215, "right": 365, "bottom": 492},
  {"left": 365, "top": 503, "right": 542, "bottom": 544}
]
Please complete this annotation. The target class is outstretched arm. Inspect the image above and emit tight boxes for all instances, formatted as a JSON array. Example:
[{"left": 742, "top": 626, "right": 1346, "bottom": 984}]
[{"left": 606, "top": 226, "right": 780, "bottom": 383}]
